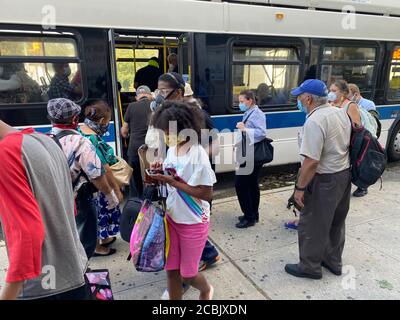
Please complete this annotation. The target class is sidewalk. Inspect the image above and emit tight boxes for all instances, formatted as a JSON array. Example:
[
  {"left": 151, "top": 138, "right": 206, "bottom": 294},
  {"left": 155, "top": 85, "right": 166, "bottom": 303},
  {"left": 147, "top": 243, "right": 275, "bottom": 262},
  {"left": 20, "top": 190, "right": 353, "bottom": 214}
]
[{"left": 1, "top": 164, "right": 399, "bottom": 299}]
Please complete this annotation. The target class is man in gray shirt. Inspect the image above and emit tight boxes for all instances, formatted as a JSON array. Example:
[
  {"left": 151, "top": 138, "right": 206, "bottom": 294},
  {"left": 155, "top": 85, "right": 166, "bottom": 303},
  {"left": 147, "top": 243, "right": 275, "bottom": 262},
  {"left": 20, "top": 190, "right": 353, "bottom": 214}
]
[
  {"left": 285, "top": 79, "right": 352, "bottom": 279},
  {"left": 0, "top": 120, "right": 89, "bottom": 300}
]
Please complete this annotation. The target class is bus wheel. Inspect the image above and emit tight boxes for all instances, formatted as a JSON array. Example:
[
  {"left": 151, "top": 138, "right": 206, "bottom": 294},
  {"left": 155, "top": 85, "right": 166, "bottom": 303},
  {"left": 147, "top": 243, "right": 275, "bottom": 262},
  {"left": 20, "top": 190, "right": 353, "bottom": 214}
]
[{"left": 387, "top": 122, "right": 400, "bottom": 162}]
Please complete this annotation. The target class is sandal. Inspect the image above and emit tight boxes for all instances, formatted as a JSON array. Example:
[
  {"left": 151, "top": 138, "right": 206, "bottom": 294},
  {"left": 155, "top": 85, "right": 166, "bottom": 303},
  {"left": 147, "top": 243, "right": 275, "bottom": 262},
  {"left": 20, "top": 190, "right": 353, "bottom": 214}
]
[
  {"left": 93, "top": 248, "right": 117, "bottom": 257},
  {"left": 100, "top": 237, "right": 117, "bottom": 248}
]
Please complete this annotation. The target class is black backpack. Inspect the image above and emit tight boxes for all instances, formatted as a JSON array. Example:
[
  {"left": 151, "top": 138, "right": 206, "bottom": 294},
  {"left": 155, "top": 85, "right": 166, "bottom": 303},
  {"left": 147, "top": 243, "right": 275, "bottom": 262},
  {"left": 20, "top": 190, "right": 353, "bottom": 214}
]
[
  {"left": 120, "top": 185, "right": 159, "bottom": 243},
  {"left": 349, "top": 118, "right": 387, "bottom": 189}
]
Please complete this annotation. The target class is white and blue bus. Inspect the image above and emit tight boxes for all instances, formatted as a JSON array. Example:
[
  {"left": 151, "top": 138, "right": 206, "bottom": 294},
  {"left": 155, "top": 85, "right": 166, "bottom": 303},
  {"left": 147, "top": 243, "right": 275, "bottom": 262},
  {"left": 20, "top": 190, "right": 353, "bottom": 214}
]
[{"left": 1, "top": 0, "right": 400, "bottom": 172}]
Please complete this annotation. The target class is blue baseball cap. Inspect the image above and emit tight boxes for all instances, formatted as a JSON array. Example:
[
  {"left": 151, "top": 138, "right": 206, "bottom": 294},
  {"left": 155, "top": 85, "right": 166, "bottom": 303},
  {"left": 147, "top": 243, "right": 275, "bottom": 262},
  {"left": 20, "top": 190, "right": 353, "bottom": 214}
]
[{"left": 291, "top": 79, "right": 328, "bottom": 97}]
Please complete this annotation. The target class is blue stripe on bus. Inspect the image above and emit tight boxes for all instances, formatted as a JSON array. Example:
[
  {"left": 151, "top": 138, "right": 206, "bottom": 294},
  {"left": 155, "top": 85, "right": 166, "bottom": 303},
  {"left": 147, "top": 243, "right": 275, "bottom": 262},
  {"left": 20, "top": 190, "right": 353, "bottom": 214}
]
[{"left": 210, "top": 105, "right": 400, "bottom": 131}]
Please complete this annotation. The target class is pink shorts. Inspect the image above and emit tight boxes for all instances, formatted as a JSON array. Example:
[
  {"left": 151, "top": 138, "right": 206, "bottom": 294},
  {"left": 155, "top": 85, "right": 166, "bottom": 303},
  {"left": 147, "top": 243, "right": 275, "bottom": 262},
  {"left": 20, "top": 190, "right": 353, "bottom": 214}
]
[{"left": 165, "top": 215, "right": 209, "bottom": 278}]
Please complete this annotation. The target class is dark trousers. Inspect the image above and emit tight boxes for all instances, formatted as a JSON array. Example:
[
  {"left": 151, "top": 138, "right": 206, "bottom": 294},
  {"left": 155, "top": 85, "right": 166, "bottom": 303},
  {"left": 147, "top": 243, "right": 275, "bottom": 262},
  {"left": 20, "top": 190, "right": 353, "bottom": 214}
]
[
  {"left": 129, "top": 155, "right": 144, "bottom": 198},
  {"left": 75, "top": 187, "right": 98, "bottom": 260},
  {"left": 235, "top": 164, "right": 263, "bottom": 223},
  {"left": 298, "top": 169, "right": 351, "bottom": 275}
]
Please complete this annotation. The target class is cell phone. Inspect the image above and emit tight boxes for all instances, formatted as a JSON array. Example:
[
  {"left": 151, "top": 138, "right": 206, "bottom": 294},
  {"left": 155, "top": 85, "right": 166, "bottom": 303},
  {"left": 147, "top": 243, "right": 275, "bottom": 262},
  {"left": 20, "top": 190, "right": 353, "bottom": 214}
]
[{"left": 146, "top": 169, "right": 164, "bottom": 176}]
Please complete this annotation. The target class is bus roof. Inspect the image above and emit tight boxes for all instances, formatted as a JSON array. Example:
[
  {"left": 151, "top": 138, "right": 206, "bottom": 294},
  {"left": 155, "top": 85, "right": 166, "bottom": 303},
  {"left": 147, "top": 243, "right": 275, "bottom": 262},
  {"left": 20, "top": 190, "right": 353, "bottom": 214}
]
[{"left": 1, "top": 0, "right": 400, "bottom": 42}]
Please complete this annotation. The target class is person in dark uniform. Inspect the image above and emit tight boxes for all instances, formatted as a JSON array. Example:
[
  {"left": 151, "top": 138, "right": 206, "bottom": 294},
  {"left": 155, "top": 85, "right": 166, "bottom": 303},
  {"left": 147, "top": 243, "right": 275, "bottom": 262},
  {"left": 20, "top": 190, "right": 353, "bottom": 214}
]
[
  {"left": 134, "top": 57, "right": 162, "bottom": 92},
  {"left": 121, "top": 85, "right": 153, "bottom": 198}
]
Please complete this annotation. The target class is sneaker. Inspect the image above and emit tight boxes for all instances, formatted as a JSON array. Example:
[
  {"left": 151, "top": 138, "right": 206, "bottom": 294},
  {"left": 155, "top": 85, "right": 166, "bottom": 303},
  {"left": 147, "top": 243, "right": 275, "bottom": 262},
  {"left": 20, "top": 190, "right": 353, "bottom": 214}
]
[
  {"left": 160, "top": 283, "right": 190, "bottom": 300},
  {"left": 199, "top": 255, "right": 221, "bottom": 272},
  {"left": 284, "top": 221, "right": 298, "bottom": 230}
]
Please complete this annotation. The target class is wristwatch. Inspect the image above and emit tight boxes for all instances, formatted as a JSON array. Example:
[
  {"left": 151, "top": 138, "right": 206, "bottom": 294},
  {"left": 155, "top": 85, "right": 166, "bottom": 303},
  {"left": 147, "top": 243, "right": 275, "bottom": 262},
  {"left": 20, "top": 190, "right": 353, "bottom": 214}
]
[{"left": 295, "top": 184, "right": 306, "bottom": 191}]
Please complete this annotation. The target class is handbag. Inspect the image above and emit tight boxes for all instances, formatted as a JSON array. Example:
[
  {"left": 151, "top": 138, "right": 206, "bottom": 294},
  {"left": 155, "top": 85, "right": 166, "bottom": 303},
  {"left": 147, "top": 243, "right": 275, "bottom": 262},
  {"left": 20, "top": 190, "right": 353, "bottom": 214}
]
[
  {"left": 236, "top": 109, "right": 274, "bottom": 166},
  {"left": 110, "top": 156, "right": 133, "bottom": 187}
]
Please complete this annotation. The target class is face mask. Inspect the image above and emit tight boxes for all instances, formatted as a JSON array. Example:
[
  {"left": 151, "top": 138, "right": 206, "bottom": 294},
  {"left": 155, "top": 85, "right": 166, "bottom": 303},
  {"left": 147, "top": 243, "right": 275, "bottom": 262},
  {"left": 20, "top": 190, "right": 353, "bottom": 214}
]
[
  {"left": 164, "top": 133, "right": 186, "bottom": 147},
  {"left": 150, "top": 94, "right": 165, "bottom": 111},
  {"left": 297, "top": 99, "right": 307, "bottom": 113},
  {"left": 350, "top": 95, "right": 359, "bottom": 103},
  {"left": 84, "top": 118, "right": 109, "bottom": 136},
  {"left": 64, "top": 66, "right": 71, "bottom": 77},
  {"left": 239, "top": 103, "right": 248, "bottom": 112},
  {"left": 327, "top": 91, "right": 337, "bottom": 102}
]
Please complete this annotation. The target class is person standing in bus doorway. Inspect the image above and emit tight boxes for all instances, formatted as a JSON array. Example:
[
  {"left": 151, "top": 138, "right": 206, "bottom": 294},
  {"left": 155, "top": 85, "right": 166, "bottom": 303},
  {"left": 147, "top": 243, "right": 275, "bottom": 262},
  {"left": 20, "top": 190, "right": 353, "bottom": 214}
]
[
  {"left": 134, "top": 57, "right": 162, "bottom": 92},
  {"left": 328, "top": 80, "right": 369, "bottom": 198},
  {"left": 285, "top": 79, "right": 351, "bottom": 280},
  {"left": 0, "top": 120, "right": 90, "bottom": 300},
  {"left": 47, "top": 98, "right": 119, "bottom": 259},
  {"left": 79, "top": 99, "right": 124, "bottom": 257},
  {"left": 121, "top": 85, "right": 153, "bottom": 198},
  {"left": 235, "top": 90, "right": 267, "bottom": 229}
]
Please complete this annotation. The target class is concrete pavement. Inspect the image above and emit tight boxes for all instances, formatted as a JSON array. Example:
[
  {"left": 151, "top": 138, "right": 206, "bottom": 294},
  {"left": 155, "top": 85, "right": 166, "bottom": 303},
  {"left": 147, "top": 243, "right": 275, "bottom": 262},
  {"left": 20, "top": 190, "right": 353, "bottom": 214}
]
[{"left": 0, "top": 163, "right": 399, "bottom": 299}]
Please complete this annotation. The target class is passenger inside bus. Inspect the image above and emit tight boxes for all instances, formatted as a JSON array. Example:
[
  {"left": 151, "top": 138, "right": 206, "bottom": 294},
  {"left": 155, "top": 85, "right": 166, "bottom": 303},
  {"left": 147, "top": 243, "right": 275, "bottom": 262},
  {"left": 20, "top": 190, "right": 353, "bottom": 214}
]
[
  {"left": 133, "top": 56, "right": 162, "bottom": 92},
  {"left": 0, "top": 63, "right": 42, "bottom": 104},
  {"left": 167, "top": 53, "right": 179, "bottom": 73},
  {"left": 48, "top": 63, "right": 82, "bottom": 100}
]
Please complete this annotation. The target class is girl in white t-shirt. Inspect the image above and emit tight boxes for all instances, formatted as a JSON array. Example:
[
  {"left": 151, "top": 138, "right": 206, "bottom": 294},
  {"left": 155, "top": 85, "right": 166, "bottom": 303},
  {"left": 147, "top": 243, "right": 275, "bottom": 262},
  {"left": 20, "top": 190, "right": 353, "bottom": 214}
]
[{"left": 150, "top": 101, "right": 216, "bottom": 300}]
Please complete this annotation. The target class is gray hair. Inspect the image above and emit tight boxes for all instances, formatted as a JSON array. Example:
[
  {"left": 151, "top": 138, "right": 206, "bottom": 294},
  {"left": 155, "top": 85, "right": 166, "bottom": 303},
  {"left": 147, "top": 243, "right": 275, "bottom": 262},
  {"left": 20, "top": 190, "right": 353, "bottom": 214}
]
[{"left": 310, "top": 94, "right": 328, "bottom": 106}]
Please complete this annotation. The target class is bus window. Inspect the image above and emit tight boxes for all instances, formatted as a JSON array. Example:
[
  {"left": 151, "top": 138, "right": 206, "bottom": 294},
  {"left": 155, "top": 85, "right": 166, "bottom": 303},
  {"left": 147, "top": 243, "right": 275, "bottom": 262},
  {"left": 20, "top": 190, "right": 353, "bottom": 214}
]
[
  {"left": 0, "top": 36, "right": 82, "bottom": 104},
  {"left": 116, "top": 48, "right": 159, "bottom": 93},
  {"left": 319, "top": 45, "right": 377, "bottom": 98},
  {"left": 387, "top": 46, "right": 400, "bottom": 102},
  {"left": 232, "top": 46, "right": 300, "bottom": 109}
]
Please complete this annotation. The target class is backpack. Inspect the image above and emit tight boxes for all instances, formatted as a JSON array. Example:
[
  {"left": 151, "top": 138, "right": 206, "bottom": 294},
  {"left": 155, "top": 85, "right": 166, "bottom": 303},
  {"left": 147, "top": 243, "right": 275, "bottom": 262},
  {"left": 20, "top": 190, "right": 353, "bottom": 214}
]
[
  {"left": 129, "top": 199, "right": 169, "bottom": 272},
  {"left": 348, "top": 116, "right": 387, "bottom": 189},
  {"left": 345, "top": 101, "right": 377, "bottom": 138},
  {"left": 359, "top": 107, "right": 378, "bottom": 138},
  {"left": 368, "top": 110, "right": 382, "bottom": 139},
  {"left": 120, "top": 185, "right": 158, "bottom": 243}
]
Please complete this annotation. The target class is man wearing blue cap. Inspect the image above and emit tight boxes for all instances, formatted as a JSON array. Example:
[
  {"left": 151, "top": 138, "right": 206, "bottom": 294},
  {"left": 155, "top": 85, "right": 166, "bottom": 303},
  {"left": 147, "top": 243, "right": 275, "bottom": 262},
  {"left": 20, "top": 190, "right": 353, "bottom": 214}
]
[{"left": 285, "top": 79, "right": 352, "bottom": 279}]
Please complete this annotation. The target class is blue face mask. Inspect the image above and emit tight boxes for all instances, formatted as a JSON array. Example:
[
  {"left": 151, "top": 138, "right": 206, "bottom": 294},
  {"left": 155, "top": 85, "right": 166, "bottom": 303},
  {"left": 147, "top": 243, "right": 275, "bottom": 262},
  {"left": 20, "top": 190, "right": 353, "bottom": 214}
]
[
  {"left": 297, "top": 99, "right": 307, "bottom": 113},
  {"left": 239, "top": 103, "right": 248, "bottom": 112}
]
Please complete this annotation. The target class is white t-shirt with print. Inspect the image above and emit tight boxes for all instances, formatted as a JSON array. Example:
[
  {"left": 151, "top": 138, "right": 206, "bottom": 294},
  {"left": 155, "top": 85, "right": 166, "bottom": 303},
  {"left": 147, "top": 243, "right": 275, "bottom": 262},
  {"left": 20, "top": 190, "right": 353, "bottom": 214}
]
[{"left": 163, "top": 144, "right": 217, "bottom": 225}]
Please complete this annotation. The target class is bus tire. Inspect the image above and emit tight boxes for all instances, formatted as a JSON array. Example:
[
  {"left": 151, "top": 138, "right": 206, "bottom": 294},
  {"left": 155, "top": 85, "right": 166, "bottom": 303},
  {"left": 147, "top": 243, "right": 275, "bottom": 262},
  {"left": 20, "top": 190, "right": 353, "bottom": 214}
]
[{"left": 387, "top": 122, "right": 400, "bottom": 162}]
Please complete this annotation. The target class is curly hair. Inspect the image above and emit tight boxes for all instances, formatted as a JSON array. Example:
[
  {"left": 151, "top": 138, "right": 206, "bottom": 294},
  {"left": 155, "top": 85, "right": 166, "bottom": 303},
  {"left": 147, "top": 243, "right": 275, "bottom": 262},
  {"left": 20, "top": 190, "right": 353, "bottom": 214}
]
[{"left": 150, "top": 100, "right": 205, "bottom": 143}]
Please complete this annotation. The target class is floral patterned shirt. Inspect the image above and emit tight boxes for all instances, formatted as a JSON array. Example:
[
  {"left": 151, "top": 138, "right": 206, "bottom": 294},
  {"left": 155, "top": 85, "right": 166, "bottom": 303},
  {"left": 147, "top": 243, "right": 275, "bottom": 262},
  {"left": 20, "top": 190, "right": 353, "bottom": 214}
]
[{"left": 50, "top": 127, "right": 104, "bottom": 195}]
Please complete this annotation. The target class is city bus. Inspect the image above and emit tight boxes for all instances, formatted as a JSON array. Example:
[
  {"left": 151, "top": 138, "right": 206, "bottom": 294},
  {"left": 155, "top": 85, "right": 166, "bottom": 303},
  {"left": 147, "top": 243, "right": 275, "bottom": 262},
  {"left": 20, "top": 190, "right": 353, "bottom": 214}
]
[{"left": 1, "top": 0, "right": 400, "bottom": 172}]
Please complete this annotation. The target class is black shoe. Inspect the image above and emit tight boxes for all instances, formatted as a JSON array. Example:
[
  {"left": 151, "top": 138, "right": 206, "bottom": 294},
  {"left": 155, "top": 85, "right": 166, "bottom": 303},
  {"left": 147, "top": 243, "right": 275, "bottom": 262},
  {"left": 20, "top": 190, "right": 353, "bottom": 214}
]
[
  {"left": 284, "top": 264, "right": 322, "bottom": 280},
  {"left": 353, "top": 187, "right": 368, "bottom": 197},
  {"left": 238, "top": 216, "right": 259, "bottom": 223},
  {"left": 235, "top": 219, "right": 256, "bottom": 229},
  {"left": 321, "top": 261, "right": 342, "bottom": 276}
]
